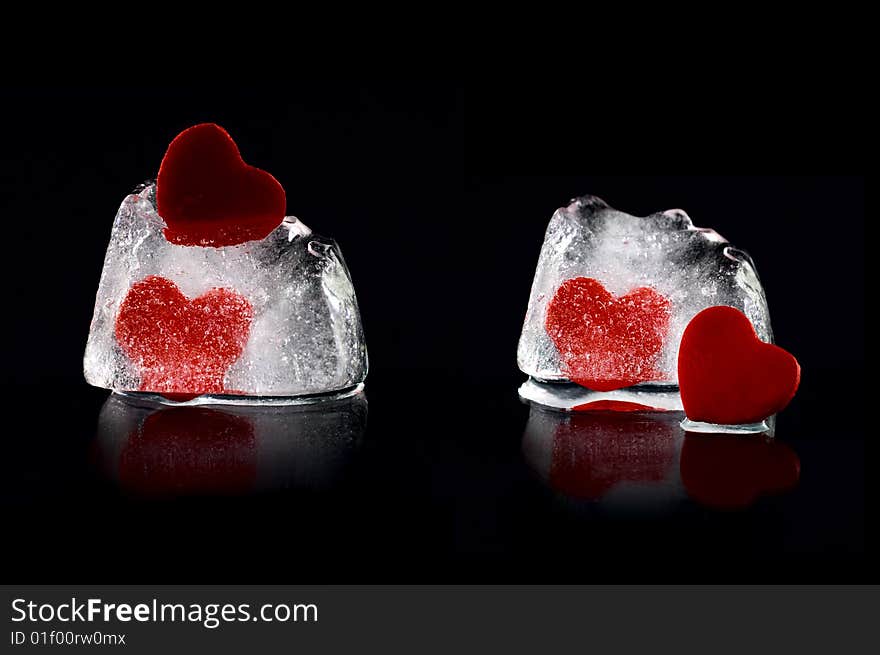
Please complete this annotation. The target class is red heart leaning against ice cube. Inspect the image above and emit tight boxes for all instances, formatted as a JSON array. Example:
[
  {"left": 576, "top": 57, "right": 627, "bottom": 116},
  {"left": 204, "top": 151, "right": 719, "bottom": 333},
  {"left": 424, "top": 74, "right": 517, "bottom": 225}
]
[{"left": 677, "top": 306, "right": 800, "bottom": 424}]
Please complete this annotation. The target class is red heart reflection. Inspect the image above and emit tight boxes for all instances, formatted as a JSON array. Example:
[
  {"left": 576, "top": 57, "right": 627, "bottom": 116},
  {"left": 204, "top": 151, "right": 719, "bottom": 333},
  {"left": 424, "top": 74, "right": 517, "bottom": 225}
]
[
  {"left": 118, "top": 407, "right": 257, "bottom": 496},
  {"left": 524, "top": 409, "right": 680, "bottom": 502},
  {"left": 680, "top": 432, "right": 800, "bottom": 510}
]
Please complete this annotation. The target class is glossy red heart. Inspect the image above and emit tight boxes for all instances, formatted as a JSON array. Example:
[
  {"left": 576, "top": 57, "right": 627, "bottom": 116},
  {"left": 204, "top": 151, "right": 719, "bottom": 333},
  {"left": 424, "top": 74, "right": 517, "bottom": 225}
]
[
  {"left": 678, "top": 306, "right": 800, "bottom": 424},
  {"left": 545, "top": 277, "right": 672, "bottom": 391},
  {"left": 119, "top": 407, "right": 256, "bottom": 496},
  {"left": 680, "top": 433, "right": 800, "bottom": 509},
  {"left": 115, "top": 275, "right": 253, "bottom": 395},
  {"left": 156, "top": 123, "right": 286, "bottom": 247}
]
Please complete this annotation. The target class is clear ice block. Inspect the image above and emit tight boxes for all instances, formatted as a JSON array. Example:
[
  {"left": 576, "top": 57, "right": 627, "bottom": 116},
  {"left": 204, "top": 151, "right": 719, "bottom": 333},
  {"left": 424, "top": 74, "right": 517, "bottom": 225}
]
[
  {"left": 517, "top": 195, "right": 771, "bottom": 400},
  {"left": 84, "top": 184, "right": 367, "bottom": 399}
]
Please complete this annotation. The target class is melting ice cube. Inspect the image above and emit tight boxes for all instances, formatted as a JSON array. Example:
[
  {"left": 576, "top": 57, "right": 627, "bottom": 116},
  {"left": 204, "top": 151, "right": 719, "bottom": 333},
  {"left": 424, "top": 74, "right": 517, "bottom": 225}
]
[
  {"left": 517, "top": 195, "right": 771, "bottom": 408},
  {"left": 84, "top": 185, "right": 367, "bottom": 399}
]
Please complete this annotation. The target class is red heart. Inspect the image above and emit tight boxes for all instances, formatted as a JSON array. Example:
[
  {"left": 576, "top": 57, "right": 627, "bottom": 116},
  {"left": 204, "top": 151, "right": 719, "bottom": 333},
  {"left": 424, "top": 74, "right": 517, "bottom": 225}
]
[
  {"left": 678, "top": 306, "right": 800, "bottom": 424},
  {"left": 545, "top": 277, "right": 672, "bottom": 391},
  {"left": 680, "top": 433, "right": 800, "bottom": 509},
  {"left": 156, "top": 123, "right": 286, "bottom": 247},
  {"left": 115, "top": 275, "right": 253, "bottom": 395},
  {"left": 119, "top": 407, "right": 257, "bottom": 496}
]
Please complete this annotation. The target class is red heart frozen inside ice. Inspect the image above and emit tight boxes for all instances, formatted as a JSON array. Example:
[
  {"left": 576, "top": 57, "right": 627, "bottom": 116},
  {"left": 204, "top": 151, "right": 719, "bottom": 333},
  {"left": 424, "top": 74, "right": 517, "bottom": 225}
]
[
  {"left": 678, "top": 306, "right": 800, "bottom": 425},
  {"left": 119, "top": 407, "right": 257, "bottom": 496},
  {"left": 156, "top": 123, "right": 286, "bottom": 247},
  {"left": 115, "top": 275, "right": 253, "bottom": 395},
  {"left": 680, "top": 433, "right": 800, "bottom": 509},
  {"left": 545, "top": 277, "right": 672, "bottom": 391}
]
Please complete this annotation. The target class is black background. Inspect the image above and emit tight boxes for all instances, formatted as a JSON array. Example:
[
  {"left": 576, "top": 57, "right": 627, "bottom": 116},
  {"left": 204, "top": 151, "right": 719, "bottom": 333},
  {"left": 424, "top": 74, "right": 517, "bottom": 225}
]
[{"left": 0, "top": 84, "right": 865, "bottom": 582}]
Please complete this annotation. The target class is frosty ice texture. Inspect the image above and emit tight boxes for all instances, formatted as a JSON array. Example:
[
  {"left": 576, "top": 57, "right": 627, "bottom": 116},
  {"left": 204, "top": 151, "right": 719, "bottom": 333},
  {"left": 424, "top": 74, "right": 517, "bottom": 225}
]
[
  {"left": 84, "top": 185, "right": 367, "bottom": 396},
  {"left": 517, "top": 196, "right": 771, "bottom": 386}
]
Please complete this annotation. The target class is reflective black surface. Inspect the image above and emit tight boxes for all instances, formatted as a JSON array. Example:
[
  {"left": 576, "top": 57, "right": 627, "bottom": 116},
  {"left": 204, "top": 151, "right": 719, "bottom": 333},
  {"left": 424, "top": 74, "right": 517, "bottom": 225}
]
[
  {"left": 94, "top": 393, "right": 367, "bottom": 496},
  {"left": 1, "top": 367, "right": 864, "bottom": 583},
  {"left": 0, "top": 89, "right": 864, "bottom": 584}
]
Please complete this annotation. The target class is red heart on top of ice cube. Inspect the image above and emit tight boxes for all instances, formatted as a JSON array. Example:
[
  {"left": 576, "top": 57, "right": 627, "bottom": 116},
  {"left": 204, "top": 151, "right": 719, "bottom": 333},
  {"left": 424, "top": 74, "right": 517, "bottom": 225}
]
[
  {"left": 115, "top": 275, "right": 253, "bottom": 395},
  {"left": 545, "top": 277, "right": 672, "bottom": 391},
  {"left": 157, "top": 123, "right": 286, "bottom": 247},
  {"left": 678, "top": 306, "right": 800, "bottom": 424}
]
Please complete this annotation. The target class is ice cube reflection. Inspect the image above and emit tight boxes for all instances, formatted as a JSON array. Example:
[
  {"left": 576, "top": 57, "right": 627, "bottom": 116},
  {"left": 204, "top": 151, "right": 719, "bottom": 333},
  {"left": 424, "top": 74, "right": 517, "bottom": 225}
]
[
  {"left": 94, "top": 391, "right": 366, "bottom": 497},
  {"left": 522, "top": 406, "right": 799, "bottom": 511}
]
